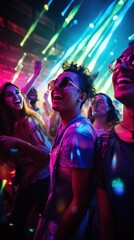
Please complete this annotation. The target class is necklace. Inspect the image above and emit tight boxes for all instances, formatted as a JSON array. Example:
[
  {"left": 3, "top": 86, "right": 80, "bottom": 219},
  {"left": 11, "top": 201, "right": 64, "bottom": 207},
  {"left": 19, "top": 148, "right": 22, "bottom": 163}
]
[{"left": 120, "top": 122, "right": 134, "bottom": 139}]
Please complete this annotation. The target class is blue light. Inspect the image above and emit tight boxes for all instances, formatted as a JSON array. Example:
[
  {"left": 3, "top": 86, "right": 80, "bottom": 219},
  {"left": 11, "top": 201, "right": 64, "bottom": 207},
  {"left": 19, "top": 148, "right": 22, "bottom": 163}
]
[
  {"left": 112, "top": 178, "right": 125, "bottom": 196},
  {"left": 111, "top": 154, "right": 117, "bottom": 170},
  {"left": 76, "top": 148, "right": 81, "bottom": 157},
  {"left": 73, "top": 19, "right": 78, "bottom": 25}
]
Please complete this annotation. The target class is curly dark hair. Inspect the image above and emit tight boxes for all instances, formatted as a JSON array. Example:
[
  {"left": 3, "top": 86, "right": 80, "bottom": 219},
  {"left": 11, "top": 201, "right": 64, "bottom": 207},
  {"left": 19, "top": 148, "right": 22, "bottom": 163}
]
[{"left": 62, "top": 61, "right": 97, "bottom": 105}]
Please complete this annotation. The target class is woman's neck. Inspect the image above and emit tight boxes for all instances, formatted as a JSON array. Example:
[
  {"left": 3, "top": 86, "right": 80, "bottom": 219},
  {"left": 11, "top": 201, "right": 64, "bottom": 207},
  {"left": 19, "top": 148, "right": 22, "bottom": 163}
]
[{"left": 93, "top": 118, "right": 110, "bottom": 130}]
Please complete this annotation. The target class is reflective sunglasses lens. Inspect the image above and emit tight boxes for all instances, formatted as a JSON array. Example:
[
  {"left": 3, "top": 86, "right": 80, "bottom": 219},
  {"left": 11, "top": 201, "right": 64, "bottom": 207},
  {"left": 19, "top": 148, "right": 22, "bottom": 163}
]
[
  {"left": 108, "top": 62, "right": 114, "bottom": 73},
  {"left": 109, "top": 59, "right": 121, "bottom": 74},
  {"left": 108, "top": 60, "right": 117, "bottom": 73},
  {"left": 58, "top": 77, "right": 69, "bottom": 89}
]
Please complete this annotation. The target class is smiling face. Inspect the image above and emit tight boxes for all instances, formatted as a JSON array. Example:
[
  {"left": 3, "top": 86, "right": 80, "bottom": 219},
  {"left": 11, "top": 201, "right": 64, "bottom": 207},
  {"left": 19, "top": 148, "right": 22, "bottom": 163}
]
[
  {"left": 51, "top": 71, "right": 83, "bottom": 114},
  {"left": 112, "top": 45, "right": 134, "bottom": 106},
  {"left": 4, "top": 85, "right": 24, "bottom": 112},
  {"left": 27, "top": 87, "right": 38, "bottom": 102}
]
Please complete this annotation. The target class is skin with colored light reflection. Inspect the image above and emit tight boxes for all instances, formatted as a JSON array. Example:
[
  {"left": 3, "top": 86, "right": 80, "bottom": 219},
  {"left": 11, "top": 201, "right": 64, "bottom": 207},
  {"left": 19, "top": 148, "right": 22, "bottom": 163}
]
[
  {"left": 88, "top": 93, "right": 119, "bottom": 136},
  {"left": 51, "top": 71, "right": 86, "bottom": 122},
  {"left": 112, "top": 45, "right": 134, "bottom": 107},
  {"left": 91, "top": 94, "right": 109, "bottom": 117},
  {"left": 36, "top": 62, "right": 97, "bottom": 240},
  {"left": 113, "top": 45, "right": 134, "bottom": 142},
  {"left": 51, "top": 70, "right": 95, "bottom": 239},
  {"left": 4, "top": 85, "right": 23, "bottom": 113},
  {"left": 0, "top": 83, "right": 52, "bottom": 239},
  {"left": 96, "top": 44, "right": 134, "bottom": 240}
]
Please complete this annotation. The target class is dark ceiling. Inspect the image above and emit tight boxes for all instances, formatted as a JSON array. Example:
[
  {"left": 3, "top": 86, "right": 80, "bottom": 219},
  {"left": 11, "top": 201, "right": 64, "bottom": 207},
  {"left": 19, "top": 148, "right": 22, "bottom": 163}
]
[{"left": 0, "top": 0, "right": 134, "bottom": 95}]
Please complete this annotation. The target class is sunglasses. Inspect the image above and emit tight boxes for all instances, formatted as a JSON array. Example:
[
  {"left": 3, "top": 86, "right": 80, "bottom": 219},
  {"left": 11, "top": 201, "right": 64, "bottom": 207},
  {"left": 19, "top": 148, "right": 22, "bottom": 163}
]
[
  {"left": 108, "top": 52, "right": 134, "bottom": 74},
  {"left": 48, "top": 77, "right": 81, "bottom": 92}
]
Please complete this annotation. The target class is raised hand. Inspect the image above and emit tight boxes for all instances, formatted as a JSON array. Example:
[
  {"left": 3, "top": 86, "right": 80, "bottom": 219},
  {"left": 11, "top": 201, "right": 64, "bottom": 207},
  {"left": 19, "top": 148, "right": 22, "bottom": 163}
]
[{"left": 34, "top": 60, "right": 43, "bottom": 77}]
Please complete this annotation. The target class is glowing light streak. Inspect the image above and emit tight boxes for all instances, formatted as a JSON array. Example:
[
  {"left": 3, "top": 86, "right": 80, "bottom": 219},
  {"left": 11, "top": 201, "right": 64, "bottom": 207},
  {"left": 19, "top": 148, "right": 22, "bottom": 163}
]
[
  {"left": 61, "top": 0, "right": 75, "bottom": 16},
  {"left": 0, "top": 179, "right": 7, "bottom": 193},
  {"left": 68, "top": 1, "right": 116, "bottom": 65},
  {"left": 74, "top": 0, "right": 126, "bottom": 67},
  {"left": 112, "top": 154, "right": 117, "bottom": 170},
  {"left": 39, "top": 35, "right": 87, "bottom": 91},
  {"left": 100, "top": 75, "right": 112, "bottom": 93},
  {"left": 77, "top": 0, "right": 130, "bottom": 75},
  {"left": 76, "top": 15, "right": 114, "bottom": 65},
  {"left": 12, "top": 52, "right": 27, "bottom": 83},
  {"left": 87, "top": 27, "right": 114, "bottom": 71},
  {"left": 62, "top": 3, "right": 82, "bottom": 28},
  {"left": 93, "top": 0, "right": 133, "bottom": 85},
  {"left": 39, "top": 0, "right": 133, "bottom": 95},
  {"left": 94, "top": 72, "right": 109, "bottom": 91},
  {"left": 20, "top": 0, "right": 53, "bottom": 47},
  {"left": 14, "top": 52, "right": 27, "bottom": 71},
  {"left": 90, "top": 1, "right": 116, "bottom": 34},
  {"left": 42, "top": 32, "right": 61, "bottom": 55},
  {"left": 42, "top": 1, "right": 84, "bottom": 55},
  {"left": 39, "top": 1, "right": 119, "bottom": 90},
  {"left": 69, "top": 29, "right": 91, "bottom": 62},
  {"left": 91, "top": 0, "right": 131, "bottom": 94},
  {"left": 97, "top": 0, "right": 133, "bottom": 93},
  {"left": 128, "top": 33, "right": 134, "bottom": 41},
  {"left": 12, "top": 67, "right": 23, "bottom": 84}
]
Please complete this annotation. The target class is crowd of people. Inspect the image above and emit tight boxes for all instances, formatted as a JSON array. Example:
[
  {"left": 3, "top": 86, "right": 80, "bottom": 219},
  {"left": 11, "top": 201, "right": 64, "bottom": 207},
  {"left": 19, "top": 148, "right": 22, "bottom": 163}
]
[{"left": 0, "top": 42, "right": 133, "bottom": 240}]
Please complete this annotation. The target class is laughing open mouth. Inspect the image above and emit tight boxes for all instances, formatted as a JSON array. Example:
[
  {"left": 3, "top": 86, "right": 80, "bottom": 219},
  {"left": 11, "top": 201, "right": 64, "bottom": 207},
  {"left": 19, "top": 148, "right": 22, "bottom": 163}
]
[{"left": 117, "top": 77, "right": 134, "bottom": 85}]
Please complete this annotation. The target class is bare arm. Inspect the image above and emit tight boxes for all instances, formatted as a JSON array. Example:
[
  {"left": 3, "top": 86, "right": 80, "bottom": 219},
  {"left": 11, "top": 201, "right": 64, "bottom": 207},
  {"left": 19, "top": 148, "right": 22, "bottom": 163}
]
[
  {"left": 97, "top": 188, "right": 115, "bottom": 240},
  {"left": 0, "top": 135, "right": 50, "bottom": 163},
  {"left": 43, "top": 91, "right": 53, "bottom": 116},
  {"left": 0, "top": 135, "right": 50, "bottom": 184},
  {"left": 21, "top": 60, "right": 42, "bottom": 95},
  {"left": 55, "top": 168, "right": 94, "bottom": 240}
]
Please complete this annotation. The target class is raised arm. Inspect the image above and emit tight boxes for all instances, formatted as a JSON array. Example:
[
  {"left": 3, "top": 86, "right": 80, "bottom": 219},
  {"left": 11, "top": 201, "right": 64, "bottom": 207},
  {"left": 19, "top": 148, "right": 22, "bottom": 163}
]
[
  {"left": 21, "top": 60, "right": 43, "bottom": 95},
  {"left": 0, "top": 135, "right": 50, "bottom": 163},
  {"left": 43, "top": 90, "right": 54, "bottom": 117}
]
